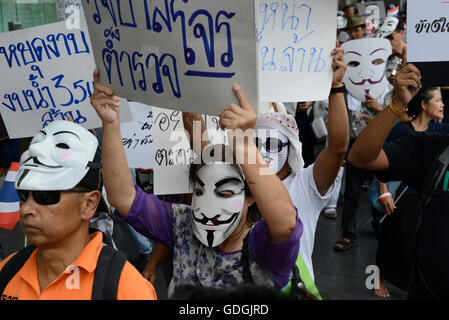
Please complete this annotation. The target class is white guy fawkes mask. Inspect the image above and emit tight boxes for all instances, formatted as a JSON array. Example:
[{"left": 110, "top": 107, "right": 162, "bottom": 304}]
[
  {"left": 191, "top": 163, "right": 245, "bottom": 248},
  {"left": 342, "top": 38, "right": 392, "bottom": 102},
  {"left": 255, "top": 126, "right": 289, "bottom": 174},
  {"left": 376, "top": 17, "right": 399, "bottom": 39},
  {"left": 15, "top": 120, "right": 98, "bottom": 191}
]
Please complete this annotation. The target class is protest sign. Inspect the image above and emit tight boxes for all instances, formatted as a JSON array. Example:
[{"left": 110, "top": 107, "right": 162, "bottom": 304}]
[
  {"left": 256, "top": 0, "right": 337, "bottom": 103},
  {"left": 152, "top": 106, "right": 224, "bottom": 195},
  {"left": 342, "top": 38, "right": 392, "bottom": 103},
  {"left": 407, "top": 0, "right": 449, "bottom": 86},
  {"left": 120, "top": 102, "right": 154, "bottom": 169},
  {"left": 82, "top": 0, "right": 258, "bottom": 116},
  {"left": 356, "top": 1, "right": 386, "bottom": 30},
  {"left": 0, "top": 18, "right": 133, "bottom": 139}
]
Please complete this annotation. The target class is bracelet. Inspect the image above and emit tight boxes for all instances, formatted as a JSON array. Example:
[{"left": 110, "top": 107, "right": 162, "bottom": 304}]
[
  {"left": 388, "top": 101, "right": 407, "bottom": 116},
  {"left": 330, "top": 83, "right": 346, "bottom": 94},
  {"left": 379, "top": 192, "right": 392, "bottom": 202}
]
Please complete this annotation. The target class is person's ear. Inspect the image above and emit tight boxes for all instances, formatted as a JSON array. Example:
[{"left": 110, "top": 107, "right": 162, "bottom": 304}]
[
  {"left": 80, "top": 190, "right": 101, "bottom": 221},
  {"left": 421, "top": 100, "right": 428, "bottom": 113},
  {"left": 246, "top": 196, "right": 256, "bottom": 207}
]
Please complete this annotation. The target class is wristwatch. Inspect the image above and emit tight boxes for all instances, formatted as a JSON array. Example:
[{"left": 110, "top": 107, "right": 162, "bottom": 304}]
[{"left": 330, "top": 84, "right": 346, "bottom": 94}]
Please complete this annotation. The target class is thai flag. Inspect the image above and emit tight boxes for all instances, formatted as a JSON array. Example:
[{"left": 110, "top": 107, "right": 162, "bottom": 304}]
[
  {"left": 0, "top": 162, "right": 20, "bottom": 230},
  {"left": 387, "top": 6, "right": 399, "bottom": 17}
]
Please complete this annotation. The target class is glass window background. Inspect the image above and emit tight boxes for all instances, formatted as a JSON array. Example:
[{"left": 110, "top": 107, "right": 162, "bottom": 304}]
[{"left": 0, "top": 0, "right": 57, "bottom": 33}]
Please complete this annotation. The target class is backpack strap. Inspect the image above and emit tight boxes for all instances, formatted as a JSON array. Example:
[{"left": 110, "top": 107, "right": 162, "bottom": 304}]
[
  {"left": 281, "top": 252, "right": 322, "bottom": 300},
  {"left": 91, "top": 245, "right": 127, "bottom": 300},
  {"left": 0, "top": 245, "right": 36, "bottom": 297}
]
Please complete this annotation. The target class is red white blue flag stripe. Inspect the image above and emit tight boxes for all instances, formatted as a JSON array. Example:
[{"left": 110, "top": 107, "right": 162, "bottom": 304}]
[{"left": 0, "top": 162, "right": 20, "bottom": 230}]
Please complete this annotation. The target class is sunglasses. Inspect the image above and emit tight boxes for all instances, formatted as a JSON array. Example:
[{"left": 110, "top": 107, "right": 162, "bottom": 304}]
[
  {"left": 254, "top": 137, "right": 289, "bottom": 153},
  {"left": 18, "top": 189, "right": 90, "bottom": 206}
]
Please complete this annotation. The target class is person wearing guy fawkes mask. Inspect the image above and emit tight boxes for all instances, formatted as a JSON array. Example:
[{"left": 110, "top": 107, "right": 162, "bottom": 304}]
[
  {"left": 0, "top": 120, "right": 156, "bottom": 300},
  {"left": 90, "top": 69, "right": 301, "bottom": 296},
  {"left": 376, "top": 16, "right": 407, "bottom": 82},
  {"left": 255, "top": 46, "right": 349, "bottom": 298}
]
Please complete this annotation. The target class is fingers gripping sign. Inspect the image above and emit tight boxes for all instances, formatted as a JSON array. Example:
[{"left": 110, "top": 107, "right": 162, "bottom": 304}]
[
  {"left": 331, "top": 44, "right": 347, "bottom": 87},
  {"left": 219, "top": 84, "right": 259, "bottom": 165},
  {"left": 90, "top": 69, "right": 121, "bottom": 124},
  {"left": 219, "top": 84, "right": 257, "bottom": 132},
  {"left": 392, "top": 64, "right": 422, "bottom": 108}
]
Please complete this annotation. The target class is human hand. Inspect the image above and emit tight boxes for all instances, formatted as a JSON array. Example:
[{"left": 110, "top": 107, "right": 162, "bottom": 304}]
[
  {"left": 364, "top": 94, "right": 382, "bottom": 112},
  {"left": 141, "top": 261, "right": 157, "bottom": 284},
  {"left": 391, "top": 64, "right": 422, "bottom": 109},
  {"left": 331, "top": 43, "right": 347, "bottom": 87},
  {"left": 380, "top": 196, "right": 396, "bottom": 215},
  {"left": 90, "top": 69, "right": 121, "bottom": 124},
  {"left": 219, "top": 84, "right": 257, "bottom": 132},
  {"left": 359, "top": 112, "right": 374, "bottom": 123}
]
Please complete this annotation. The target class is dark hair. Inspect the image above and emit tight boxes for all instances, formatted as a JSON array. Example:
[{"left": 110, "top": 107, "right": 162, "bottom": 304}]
[
  {"left": 189, "top": 144, "right": 261, "bottom": 225},
  {"left": 406, "top": 87, "right": 439, "bottom": 119},
  {"left": 395, "top": 19, "right": 405, "bottom": 32}
]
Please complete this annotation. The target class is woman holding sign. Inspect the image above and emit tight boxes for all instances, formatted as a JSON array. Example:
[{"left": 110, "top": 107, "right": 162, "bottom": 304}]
[{"left": 90, "top": 70, "right": 303, "bottom": 296}]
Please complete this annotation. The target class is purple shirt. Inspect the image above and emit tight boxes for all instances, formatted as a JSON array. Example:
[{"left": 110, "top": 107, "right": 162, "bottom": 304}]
[{"left": 117, "top": 186, "right": 302, "bottom": 289}]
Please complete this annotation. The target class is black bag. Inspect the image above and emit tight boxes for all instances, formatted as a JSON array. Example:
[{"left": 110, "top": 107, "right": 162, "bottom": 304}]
[{"left": 0, "top": 244, "right": 127, "bottom": 300}]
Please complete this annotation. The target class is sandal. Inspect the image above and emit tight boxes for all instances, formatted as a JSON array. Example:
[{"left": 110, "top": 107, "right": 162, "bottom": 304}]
[
  {"left": 333, "top": 238, "right": 358, "bottom": 251},
  {"left": 324, "top": 208, "right": 337, "bottom": 219}
]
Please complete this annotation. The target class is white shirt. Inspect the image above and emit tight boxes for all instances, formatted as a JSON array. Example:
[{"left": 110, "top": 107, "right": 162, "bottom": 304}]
[{"left": 282, "top": 164, "right": 335, "bottom": 281}]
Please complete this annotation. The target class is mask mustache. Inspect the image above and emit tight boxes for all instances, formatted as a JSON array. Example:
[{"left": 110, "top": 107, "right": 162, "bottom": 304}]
[
  {"left": 23, "top": 156, "right": 63, "bottom": 169},
  {"left": 193, "top": 211, "right": 238, "bottom": 227},
  {"left": 349, "top": 74, "right": 385, "bottom": 86}
]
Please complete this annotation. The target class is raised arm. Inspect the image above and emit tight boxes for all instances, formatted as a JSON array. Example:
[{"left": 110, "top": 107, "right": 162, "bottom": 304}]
[
  {"left": 90, "top": 69, "right": 136, "bottom": 216},
  {"left": 348, "top": 64, "right": 422, "bottom": 170},
  {"left": 182, "top": 112, "right": 209, "bottom": 155},
  {"left": 219, "top": 84, "right": 297, "bottom": 243},
  {"left": 313, "top": 46, "right": 350, "bottom": 195}
]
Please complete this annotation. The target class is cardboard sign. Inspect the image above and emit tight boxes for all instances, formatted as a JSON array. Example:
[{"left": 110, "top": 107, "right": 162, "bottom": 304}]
[
  {"left": 342, "top": 38, "right": 392, "bottom": 102},
  {"left": 0, "top": 18, "right": 133, "bottom": 139},
  {"left": 152, "top": 106, "right": 224, "bottom": 195},
  {"left": 256, "top": 0, "right": 337, "bottom": 103},
  {"left": 356, "top": 1, "right": 386, "bottom": 30},
  {"left": 82, "top": 0, "right": 258, "bottom": 116},
  {"left": 120, "top": 102, "right": 154, "bottom": 169},
  {"left": 407, "top": 0, "right": 449, "bottom": 86}
]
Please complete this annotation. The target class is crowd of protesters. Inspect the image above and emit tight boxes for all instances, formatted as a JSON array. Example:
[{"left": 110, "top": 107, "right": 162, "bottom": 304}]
[{"left": 0, "top": 3, "right": 448, "bottom": 301}]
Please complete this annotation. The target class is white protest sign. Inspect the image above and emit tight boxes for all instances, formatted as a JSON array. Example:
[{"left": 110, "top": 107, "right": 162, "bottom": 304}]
[
  {"left": 152, "top": 106, "right": 225, "bottom": 195},
  {"left": 342, "top": 38, "right": 392, "bottom": 103},
  {"left": 407, "top": 0, "right": 449, "bottom": 63},
  {"left": 357, "top": 1, "right": 386, "bottom": 30},
  {"left": 0, "top": 18, "right": 133, "bottom": 139},
  {"left": 121, "top": 102, "right": 154, "bottom": 169},
  {"left": 82, "top": 0, "right": 258, "bottom": 116},
  {"left": 256, "top": 0, "right": 337, "bottom": 103}
]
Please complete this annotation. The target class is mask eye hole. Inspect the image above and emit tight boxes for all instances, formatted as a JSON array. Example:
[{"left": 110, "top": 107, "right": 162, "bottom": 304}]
[
  {"left": 56, "top": 143, "right": 70, "bottom": 149},
  {"left": 348, "top": 61, "right": 360, "bottom": 67},
  {"left": 195, "top": 188, "right": 203, "bottom": 197},
  {"left": 372, "top": 58, "right": 385, "bottom": 65},
  {"left": 217, "top": 190, "right": 234, "bottom": 198}
]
